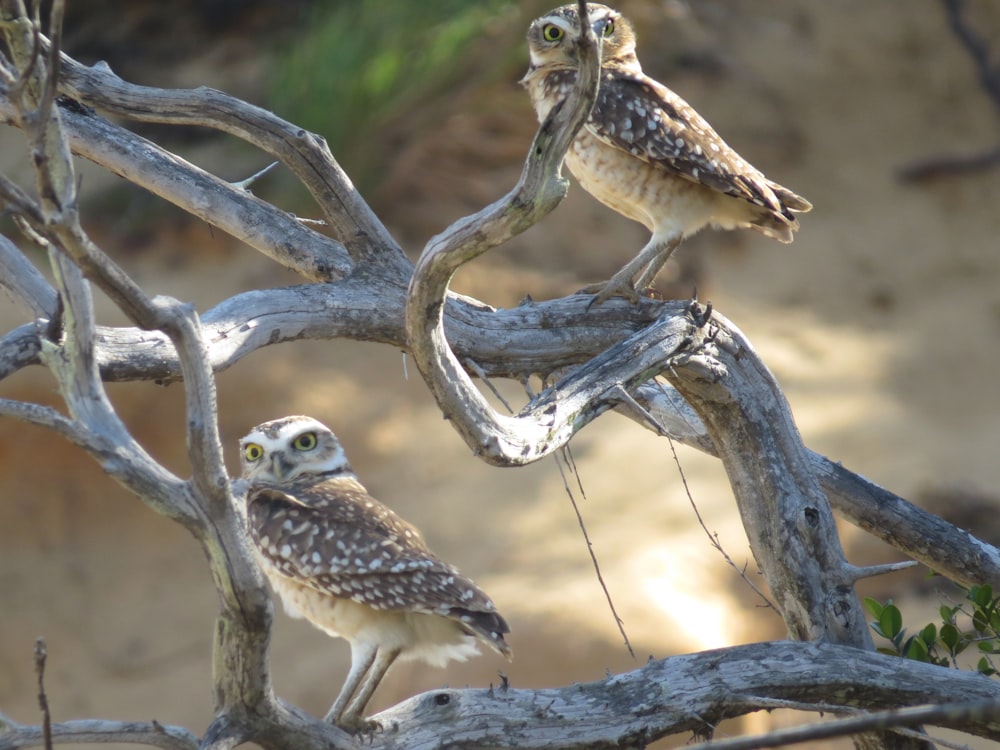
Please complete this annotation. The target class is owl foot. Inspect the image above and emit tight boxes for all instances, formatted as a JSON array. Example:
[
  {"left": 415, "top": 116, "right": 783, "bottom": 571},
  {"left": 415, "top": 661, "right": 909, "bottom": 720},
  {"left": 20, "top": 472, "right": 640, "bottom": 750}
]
[
  {"left": 335, "top": 714, "right": 382, "bottom": 736},
  {"left": 579, "top": 278, "right": 642, "bottom": 308}
]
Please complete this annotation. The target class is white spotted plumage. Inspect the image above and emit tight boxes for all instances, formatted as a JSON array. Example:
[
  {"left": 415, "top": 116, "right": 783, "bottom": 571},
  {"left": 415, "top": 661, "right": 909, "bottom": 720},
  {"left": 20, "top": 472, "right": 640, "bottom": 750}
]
[
  {"left": 522, "top": 3, "right": 812, "bottom": 303},
  {"left": 239, "top": 416, "right": 511, "bottom": 730}
]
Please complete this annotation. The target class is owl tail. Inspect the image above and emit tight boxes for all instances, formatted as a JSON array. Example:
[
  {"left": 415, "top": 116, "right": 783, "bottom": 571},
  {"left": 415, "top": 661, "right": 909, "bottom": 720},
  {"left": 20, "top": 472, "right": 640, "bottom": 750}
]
[
  {"left": 453, "top": 608, "right": 513, "bottom": 660},
  {"left": 749, "top": 181, "right": 812, "bottom": 244}
]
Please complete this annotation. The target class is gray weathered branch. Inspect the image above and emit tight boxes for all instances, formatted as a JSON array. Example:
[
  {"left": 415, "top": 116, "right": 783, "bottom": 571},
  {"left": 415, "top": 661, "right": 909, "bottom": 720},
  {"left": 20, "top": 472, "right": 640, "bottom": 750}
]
[
  {"left": 367, "top": 641, "right": 1000, "bottom": 749},
  {"left": 5, "top": 642, "right": 999, "bottom": 750},
  {"left": 55, "top": 50, "right": 409, "bottom": 282},
  {"left": 0, "top": 2, "right": 276, "bottom": 740},
  {"left": 633, "top": 381, "right": 1000, "bottom": 589},
  {"left": 0, "top": 718, "right": 200, "bottom": 750},
  {"left": 663, "top": 310, "right": 875, "bottom": 645},
  {"left": 405, "top": 1, "right": 608, "bottom": 464}
]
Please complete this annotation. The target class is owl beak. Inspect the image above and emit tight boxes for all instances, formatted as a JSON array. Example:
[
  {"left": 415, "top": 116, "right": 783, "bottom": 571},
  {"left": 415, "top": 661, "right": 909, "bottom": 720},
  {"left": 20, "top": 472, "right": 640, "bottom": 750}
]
[{"left": 269, "top": 453, "right": 294, "bottom": 481}]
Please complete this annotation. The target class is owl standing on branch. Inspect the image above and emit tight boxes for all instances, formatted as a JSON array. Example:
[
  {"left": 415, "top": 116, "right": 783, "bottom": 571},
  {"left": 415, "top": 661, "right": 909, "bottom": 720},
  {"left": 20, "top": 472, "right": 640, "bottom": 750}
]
[
  {"left": 522, "top": 3, "right": 812, "bottom": 304},
  {"left": 238, "top": 416, "right": 511, "bottom": 731}
]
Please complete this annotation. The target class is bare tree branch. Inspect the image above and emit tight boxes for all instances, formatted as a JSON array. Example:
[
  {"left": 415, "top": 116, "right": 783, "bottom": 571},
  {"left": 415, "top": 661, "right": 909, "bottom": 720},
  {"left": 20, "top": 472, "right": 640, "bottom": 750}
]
[
  {"left": 5, "top": 643, "right": 999, "bottom": 750},
  {"left": 0, "top": 5, "right": 275, "bottom": 740},
  {"left": 54, "top": 52, "right": 409, "bottom": 281},
  {"left": 405, "top": 1, "right": 613, "bottom": 464},
  {"left": 44, "top": 96, "right": 353, "bottom": 282},
  {"left": 32, "top": 639, "right": 51, "bottom": 750},
  {"left": 632, "top": 380, "right": 1000, "bottom": 589},
  {"left": 0, "top": 717, "right": 200, "bottom": 750},
  {"left": 0, "top": 234, "right": 57, "bottom": 318},
  {"left": 360, "top": 641, "right": 1000, "bottom": 749},
  {"left": 683, "top": 699, "right": 1000, "bottom": 750}
]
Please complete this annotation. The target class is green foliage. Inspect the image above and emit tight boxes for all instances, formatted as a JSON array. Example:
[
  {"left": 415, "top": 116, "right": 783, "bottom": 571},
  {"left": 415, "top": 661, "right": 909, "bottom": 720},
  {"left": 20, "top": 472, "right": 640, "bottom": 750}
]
[
  {"left": 269, "top": 0, "right": 516, "bottom": 189},
  {"left": 864, "top": 583, "right": 1000, "bottom": 676}
]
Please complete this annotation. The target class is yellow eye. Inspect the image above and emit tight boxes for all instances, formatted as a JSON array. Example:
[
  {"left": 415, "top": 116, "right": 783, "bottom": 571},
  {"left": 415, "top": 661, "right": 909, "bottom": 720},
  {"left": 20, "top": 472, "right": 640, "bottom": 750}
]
[
  {"left": 542, "top": 24, "right": 563, "bottom": 42},
  {"left": 603, "top": 19, "right": 615, "bottom": 37},
  {"left": 244, "top": 443, "right": 263, "bottom": 462},
  {"left": 293, "top": 432, "right": 318, "bottom": 451}
]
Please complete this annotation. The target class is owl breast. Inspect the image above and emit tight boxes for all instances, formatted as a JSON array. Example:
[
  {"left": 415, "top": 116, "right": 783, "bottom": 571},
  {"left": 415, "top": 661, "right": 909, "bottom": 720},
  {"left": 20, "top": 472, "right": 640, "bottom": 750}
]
[
  {"left": 566, "top": 128, "right": 753, "bottom": 238},
  {"left": 258, "top": 556, "right": 484, "bottom": 668}
]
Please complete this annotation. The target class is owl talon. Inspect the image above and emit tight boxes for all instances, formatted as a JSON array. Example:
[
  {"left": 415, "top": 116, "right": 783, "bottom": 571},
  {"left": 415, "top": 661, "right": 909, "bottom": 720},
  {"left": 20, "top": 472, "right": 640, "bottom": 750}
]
[
  {"left": 337, "top": 715, "right": 382, "bottom": 736},
  {"left": 579, "top": 279, "right": 641, "bottom": 308}
]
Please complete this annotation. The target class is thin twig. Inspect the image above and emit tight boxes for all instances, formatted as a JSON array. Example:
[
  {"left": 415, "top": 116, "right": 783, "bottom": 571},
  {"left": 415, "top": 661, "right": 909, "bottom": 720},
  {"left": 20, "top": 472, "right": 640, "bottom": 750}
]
[
  {"left": 685, "top": 700, "right": 1000, "bottom": 750},
  {"left": 555, "top": 446, "right": 636, "bottom": 660},
  {"left": 33, "top": 638, "right": 52, "bottom": 750},
  {"left": 664, "top": 430, "right": 777, "bottom": 611},
  {"left": 465, "top": 357, "right": 514, "bottom": 414},
  {"left": 37, "top": 0, "right": 62, "bottom": 138}
]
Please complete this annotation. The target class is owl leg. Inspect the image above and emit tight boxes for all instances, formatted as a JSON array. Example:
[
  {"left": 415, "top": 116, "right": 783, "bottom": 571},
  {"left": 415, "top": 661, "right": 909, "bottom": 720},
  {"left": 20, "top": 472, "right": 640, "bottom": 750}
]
[
  {"left": 583, "top": 234, "right": 683, "bottom": 306},
  {"left": 340, "top": 646, "right": 402, "bottom": 728},
  {"left": 634, "top": 235, "right": 683, "bottom": 294},
  {"left": 324, "top": 641, "right": 378, "bottom": 726}
]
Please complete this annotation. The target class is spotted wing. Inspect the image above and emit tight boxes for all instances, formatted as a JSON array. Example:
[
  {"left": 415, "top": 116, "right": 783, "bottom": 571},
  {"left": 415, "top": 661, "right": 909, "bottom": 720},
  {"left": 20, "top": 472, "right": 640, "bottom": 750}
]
[
  {"left": 245, "top": 479, "right": 510, "bottom": 652},
  {"left": 589, "top": 72, "right": 811, "bottom": 219}
]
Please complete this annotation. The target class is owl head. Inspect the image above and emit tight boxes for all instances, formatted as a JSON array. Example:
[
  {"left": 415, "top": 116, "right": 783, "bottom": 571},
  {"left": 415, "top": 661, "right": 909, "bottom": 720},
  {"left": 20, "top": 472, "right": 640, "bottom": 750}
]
[
  {"left": 525, "top": 3, "right": 637, "bottom": 71},
  {"left": 240, "top": 415, "right": 353, "bottom": 485}
]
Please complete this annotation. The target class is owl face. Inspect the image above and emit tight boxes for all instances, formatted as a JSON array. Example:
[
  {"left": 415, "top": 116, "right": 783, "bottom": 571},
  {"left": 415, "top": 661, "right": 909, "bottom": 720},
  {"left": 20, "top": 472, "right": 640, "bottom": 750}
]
[
  {"left": 525, "top": 4, "right": 635, "bottom": 70},
  {"left": 240, "top": 416, "right": 351, "bottom": 485}
]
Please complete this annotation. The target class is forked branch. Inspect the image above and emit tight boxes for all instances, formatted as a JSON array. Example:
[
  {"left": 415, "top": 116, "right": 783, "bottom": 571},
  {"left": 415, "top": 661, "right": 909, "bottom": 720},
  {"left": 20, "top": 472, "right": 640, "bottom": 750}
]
[{"left": 405, "top": 0, "right": 623, "bottom": 465}]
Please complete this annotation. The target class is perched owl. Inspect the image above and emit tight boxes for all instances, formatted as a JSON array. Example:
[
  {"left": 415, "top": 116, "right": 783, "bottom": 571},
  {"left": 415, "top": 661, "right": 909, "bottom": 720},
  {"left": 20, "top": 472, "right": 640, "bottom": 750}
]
[
  {"left": 239, "top": 416, "right": 511, "bottom": 730},
  {"left": 522, "top": 3, "right": 812, "bottom": 303}
]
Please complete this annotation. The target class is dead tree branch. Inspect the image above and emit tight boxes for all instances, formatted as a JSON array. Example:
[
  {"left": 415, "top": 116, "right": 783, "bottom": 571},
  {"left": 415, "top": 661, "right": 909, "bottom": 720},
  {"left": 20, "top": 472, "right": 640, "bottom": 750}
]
[
  {"left": 4, "top": 642, "right": 1000, "bottom": 750},
  {"left": 0, "top": 718, "right": 200, "bottom": 750},
  {"left": 404, "top": 1, "right": 608, "bottom": 465}
]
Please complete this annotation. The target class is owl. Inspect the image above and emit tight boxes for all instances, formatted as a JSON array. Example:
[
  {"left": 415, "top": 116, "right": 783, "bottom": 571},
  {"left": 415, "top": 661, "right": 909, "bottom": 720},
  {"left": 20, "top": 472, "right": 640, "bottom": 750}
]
[
  {"left": 522, "top": 3, "right": 812, "bottom": 303},
  {"left": 239, "top": 416, "right": 511, "bottom": 730}
]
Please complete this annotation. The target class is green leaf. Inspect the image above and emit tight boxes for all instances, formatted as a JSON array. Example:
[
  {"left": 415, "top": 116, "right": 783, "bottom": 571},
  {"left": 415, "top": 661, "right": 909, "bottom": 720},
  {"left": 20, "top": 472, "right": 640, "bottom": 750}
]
[
  {"left": 974, "top": 609, "right": 989, "bottom": 634},
  {"left": 904, "top": 636, "right": 929, "bottom": 662},
  {"left": 940, "top": 622, "right": 960, "bottom": 651},
  {"left": 864, "top": 598, "right": 884, "bottom": 619},
  {"left": 919, "top": 623, "right": 937, "bottom": 646},
  {"left": 939, "top": 605, "right": 958, "bottom": 623},
  {"left": 972, "top": 584, "right": 993, "bottom": 609},
  {"left": 879, "top": 603, "right": 903, "bottom": 639},
  {"left": 977, "top": 656, "right": 997, "bottom": 676},
  {"left": 990, "top": 609, "right": 1000, "bottom": 633}
]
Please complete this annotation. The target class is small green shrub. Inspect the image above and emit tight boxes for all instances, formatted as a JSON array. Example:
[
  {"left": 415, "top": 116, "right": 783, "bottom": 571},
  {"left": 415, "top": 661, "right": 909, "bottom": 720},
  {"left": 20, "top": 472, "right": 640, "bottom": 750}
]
[{"left": 865, "top": 583, "right": 1000, "bottom": 676}]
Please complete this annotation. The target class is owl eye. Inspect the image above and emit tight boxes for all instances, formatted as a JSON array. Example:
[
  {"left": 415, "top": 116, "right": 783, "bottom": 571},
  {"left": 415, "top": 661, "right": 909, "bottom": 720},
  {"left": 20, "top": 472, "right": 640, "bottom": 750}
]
[
  {"left": 244, "top": 443, "right": 263, "bottom": 462},
  {"left": 293, "top": 432, "right": 318, "bottom": 451},
  {"left": 542, "top": 24, "right": 563, "bottom": 42},
  {"left": 603, "top": 19, "right": 615, "bottom": 37}
]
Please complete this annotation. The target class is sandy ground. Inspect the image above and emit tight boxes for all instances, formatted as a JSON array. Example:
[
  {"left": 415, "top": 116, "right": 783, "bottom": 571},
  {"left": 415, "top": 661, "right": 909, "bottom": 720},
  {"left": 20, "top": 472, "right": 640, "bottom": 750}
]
[{"left": 2, "top": 1, "right": 1000, "bottom": 747}]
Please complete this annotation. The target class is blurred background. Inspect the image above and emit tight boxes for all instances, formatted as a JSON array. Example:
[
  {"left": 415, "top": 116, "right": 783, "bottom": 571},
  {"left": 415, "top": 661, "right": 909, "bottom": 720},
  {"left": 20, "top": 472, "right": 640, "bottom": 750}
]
[{"left": 2, "top": 0, "right": 999, "bottom": 746}]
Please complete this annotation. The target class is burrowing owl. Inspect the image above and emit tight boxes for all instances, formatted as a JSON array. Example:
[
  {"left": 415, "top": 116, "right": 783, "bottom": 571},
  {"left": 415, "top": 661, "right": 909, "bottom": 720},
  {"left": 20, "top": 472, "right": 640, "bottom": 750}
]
[
  {"left": 522, "top": 3, "right": 812, "bottom": 303},
  {"left": 239, "top": 416, "right": 511, "bottom": 730}
]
